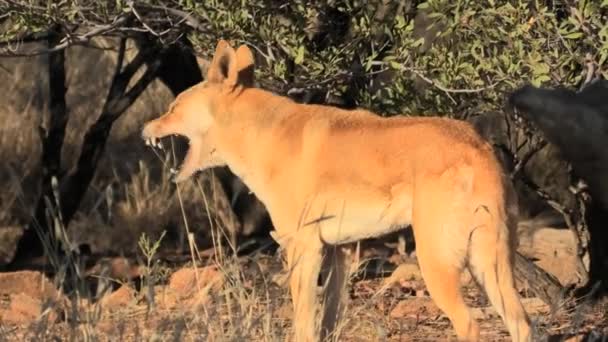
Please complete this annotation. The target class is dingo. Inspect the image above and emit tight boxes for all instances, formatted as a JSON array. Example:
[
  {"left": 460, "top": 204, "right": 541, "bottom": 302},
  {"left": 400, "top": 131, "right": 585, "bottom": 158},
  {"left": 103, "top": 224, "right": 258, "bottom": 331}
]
[{"left": 142, "top": 40, "right": 531, "bottom": 342}]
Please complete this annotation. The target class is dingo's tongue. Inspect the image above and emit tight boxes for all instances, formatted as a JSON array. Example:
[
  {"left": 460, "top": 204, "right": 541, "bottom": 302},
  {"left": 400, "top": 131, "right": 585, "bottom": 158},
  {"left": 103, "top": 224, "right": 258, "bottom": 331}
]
[{"left": 173, "top": 141, "right": 201, "bottom": 183}]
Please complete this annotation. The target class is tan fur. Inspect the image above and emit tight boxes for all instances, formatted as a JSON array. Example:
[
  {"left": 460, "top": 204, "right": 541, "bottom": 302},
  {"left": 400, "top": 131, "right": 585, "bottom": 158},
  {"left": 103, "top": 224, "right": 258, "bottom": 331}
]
[{"left": 142, "top": 40, "right": 532, "bottom": 342}]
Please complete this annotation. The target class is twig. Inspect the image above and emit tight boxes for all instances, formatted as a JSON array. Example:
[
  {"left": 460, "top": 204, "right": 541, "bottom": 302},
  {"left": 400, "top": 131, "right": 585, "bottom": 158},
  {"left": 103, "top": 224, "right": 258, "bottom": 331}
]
[
  {"left": 129, "top": 2, "right": 161, "bottom": 39},
  {"left": 511, "top": 139, "right": 548, "bottom": 179},
  {"left": 138, "top": 4, "right": 212, "bottom": 33},
  {"left": 112, "top": 37, "right": 127, "bottom": 80},
  {"left": 5, "top": 0, "right": 46, "bottom": 11},
  {"left": 406, "top": 68, "right": 501, "bottom": 105},
  {"left": 517, "top": 169, "right": 590, "bottom": 286},
  {"left": 508, "top": 101, "right": 592, "bottom": 288},
  {"left": 233, "top": 39, "right": 274, "bottom": 63},
  {"left": 0, "top": 15, "right": 129, "bottom": 57},
  {"left": 0, "top": 31, "right": 50, "bottom": 49},
  {"left": 579, "top": 53, "right": 596, "bottom": 92},
  {"left": 409, "top": 68, "right": 501, "bottom": 93}
]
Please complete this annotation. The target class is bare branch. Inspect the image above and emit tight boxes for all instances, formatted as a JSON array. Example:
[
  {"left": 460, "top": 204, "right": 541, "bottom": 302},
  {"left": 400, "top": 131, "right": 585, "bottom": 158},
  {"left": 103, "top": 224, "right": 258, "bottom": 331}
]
[
  {"left": 0, "top": 15, "right": 129, "bottom": 57},
  {"left": 57, "top": 48, "right": 163, "bottom": 226},
  {"left": 129, "top": 1, "right": 161, "bottom": 38},
  {"left": 511, "top": 139, "right": 548, "bottom": 179},
  {"left": 103, "top": 42, "right": 154, "bottom": 107},
  {"left": 0, "top": 31, "right": 51, "bottom": 48},
  {"left": 138, "top": 4, "right": 212, "bottom": 33},
  {"left": 119, "top": 45, "right": 155, "bottom": 84},
  {"left": 112, "top": 37, "right": 127, "bottom": 80},
  {"left": 114, "top": 57, "right": 163, "bottom": 114},
  {"left": 579, "top": 52, "right": 596, "bottom": 92},
  {"left": 408, "top": 68, "right": 501, "bottom": 94},
  {"left": 517, "top": 173, "right": 591, "bottom": 286}
]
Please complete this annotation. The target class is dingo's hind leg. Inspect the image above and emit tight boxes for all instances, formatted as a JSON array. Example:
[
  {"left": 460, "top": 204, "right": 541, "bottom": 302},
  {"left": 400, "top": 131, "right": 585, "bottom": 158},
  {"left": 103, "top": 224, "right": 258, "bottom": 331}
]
[
  {"left": 415, "top": 237, "right": 480, "bottom": 341},
  {"left": 412, "top": 173, "right": 480, "bottom": 341}
]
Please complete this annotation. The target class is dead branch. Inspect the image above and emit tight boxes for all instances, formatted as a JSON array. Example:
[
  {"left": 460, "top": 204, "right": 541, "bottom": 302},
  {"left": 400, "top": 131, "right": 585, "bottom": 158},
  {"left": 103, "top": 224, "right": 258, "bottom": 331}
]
[
  {"left": 0, "top": 32, "right": 51, "bottom": 48},
  {"left": 137, "top": 4, "right": 212, "bottom": 33},
  {"left": 0, "top": 15, "right": 130, "bottom": 57},
  {"left": 510, "top": 137, "right": 548, "bottom": 180},
  {"left": 58, "top": 46, "right": 163, "bottom": 225},
  {"left": 507, "top": 106, "right": 592, "bottom": 288},
  {"left": 514, "top": 252, "right": 566, "bottom": 306},
  {"left": 404, "top": 68, "right": 501, "bottom": 105},
  {"left": 410, "top": 69, "right": 501, "bottom": 94},
  {"left": 579, "top": 53, "right": 596, "bottom": 91},
  {"left": 11, "top": 38, "right": 164, "bottom": 265}
]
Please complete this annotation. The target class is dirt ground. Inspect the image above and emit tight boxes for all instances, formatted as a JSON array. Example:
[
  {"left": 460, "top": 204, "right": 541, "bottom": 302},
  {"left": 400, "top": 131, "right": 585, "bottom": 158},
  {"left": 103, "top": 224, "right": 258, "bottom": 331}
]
[{"left": 0, "top": 245, "right": 606, "bottom": 342}]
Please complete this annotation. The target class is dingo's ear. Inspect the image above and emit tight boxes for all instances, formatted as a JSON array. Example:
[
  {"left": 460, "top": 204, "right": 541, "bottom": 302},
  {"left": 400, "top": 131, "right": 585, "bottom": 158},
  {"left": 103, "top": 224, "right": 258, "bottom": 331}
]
[
  {"left": 207, "top": 39, "right": 238, "bottom": 86},
  {"left": 235, "top": 44, "right": 255, "bottom": 87},
  {"left": 206, "top": 40, "right": 255, "bottom": 89}
]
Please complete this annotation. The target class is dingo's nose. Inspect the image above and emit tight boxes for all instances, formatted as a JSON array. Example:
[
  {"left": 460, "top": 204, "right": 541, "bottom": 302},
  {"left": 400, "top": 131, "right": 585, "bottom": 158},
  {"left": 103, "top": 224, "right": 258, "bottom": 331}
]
[{"left": 141, "top": 121, "right": 156, "bottom": 139}]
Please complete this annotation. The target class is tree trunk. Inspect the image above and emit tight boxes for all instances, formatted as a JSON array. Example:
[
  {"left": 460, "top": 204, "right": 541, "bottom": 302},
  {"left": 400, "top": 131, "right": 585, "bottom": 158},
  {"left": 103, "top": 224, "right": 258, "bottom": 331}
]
[
  {"left": 9, "top": 38, "right": 163, "bottom": 269},
  {"left": 513, "top": 252, "right": 565, "bottom": 306},
  {"left": 12, "top": 29, "right": 69, "bottom": 263}
]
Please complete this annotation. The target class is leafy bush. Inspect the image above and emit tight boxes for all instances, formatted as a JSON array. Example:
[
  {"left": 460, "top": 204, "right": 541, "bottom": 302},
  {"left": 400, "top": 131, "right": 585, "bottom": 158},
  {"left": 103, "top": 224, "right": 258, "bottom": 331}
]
[
  {"left": 185, "top": 0, "right": 608, "bottom": 116},
  {"left": 3, "top": 0, "right": 606, "bottom": 118}
]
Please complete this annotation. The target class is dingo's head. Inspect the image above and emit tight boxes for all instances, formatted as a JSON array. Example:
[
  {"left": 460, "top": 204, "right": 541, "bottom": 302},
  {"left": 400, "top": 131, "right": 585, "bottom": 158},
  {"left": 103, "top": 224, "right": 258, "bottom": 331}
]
[{"left": 141, "top": 40, "right": 255, "bottom": 182}]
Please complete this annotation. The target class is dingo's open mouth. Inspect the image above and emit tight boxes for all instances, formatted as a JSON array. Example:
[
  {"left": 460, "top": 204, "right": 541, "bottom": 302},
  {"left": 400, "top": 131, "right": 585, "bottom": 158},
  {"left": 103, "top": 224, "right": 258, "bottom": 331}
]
[
  {"left": 142, "top": 127, "right": 201, "bottom": 183},
  {"left": 144, "top": 136, "right": 163, "bottom": 149}
]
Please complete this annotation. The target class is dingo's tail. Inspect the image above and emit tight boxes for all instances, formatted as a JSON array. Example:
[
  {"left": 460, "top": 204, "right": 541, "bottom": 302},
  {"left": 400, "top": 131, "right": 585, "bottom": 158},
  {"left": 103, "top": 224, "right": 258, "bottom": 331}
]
[{"left": 468, "top": 201, "right": 532, "bottom": 342}]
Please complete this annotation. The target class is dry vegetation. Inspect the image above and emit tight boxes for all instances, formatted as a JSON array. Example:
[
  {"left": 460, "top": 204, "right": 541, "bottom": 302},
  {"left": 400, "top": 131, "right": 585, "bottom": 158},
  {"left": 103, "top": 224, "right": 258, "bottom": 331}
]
[{"left": 0, "top": 43, "right": 607, "bottom": 341}]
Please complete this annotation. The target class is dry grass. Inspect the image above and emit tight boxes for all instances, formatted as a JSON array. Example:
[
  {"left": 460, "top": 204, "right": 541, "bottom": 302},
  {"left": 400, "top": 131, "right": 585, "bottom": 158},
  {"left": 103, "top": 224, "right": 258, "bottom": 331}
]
[
  {"left": 0, "top": 42, "right": 607, "bottom": 342},
  {"left": 0, "top": 247, "right": 606, "bottom": 341}
]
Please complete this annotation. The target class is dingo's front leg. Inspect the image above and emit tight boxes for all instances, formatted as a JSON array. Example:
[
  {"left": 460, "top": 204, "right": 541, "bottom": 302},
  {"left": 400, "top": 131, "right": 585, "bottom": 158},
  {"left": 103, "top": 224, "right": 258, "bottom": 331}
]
[{"left": 285, "top": 231, "right": 324, "bottom": 342}]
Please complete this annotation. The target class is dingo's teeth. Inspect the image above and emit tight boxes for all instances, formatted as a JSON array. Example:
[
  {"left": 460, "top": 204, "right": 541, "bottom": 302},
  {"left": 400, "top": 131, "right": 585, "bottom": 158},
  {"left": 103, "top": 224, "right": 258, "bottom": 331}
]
[{"left": 145, "top": 137, "right": 163, "bottom": 149}]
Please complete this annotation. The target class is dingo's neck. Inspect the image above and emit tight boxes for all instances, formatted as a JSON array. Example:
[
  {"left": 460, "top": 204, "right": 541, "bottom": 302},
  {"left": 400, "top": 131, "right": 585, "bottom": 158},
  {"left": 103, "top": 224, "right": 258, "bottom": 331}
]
[{"left": 213, "top": 88, "right": 304, "bottom": 202}]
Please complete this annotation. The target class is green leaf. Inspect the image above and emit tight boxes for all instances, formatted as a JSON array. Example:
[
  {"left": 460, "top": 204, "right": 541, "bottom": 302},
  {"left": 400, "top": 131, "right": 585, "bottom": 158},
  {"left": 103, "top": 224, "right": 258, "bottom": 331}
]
[
  {"left": 395, "top": 15, "right": 406, "bottom": 29},
  {"left": 563, "top": 31, "right": 583, "bottom": 39},
  {"left": 294, "top": 45, "right": 305, "bottom": 65},
  {"left": 531, "top": 62, "right": 550, "bottom": 76},
  {"left": 389, "top": 60, "right": 403, "bottom": 70},
  {"left": 599, "top": 49, "right": 608, "bottom": 67},
  {"left": 532, "top": 74, "right": 551, "bottom": 86}
]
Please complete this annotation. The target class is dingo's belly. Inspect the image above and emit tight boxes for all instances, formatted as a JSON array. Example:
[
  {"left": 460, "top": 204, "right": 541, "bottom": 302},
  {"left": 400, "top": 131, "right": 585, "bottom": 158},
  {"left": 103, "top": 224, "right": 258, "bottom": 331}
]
[{"left": 298, "top": 188, "right": 412, "bottom": 245}]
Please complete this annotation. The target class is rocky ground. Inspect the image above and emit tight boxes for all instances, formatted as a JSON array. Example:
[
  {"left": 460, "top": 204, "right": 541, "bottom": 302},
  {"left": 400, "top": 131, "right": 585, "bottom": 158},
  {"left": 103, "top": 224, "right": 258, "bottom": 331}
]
[{"left": 0, "top": 242, "right": 606, "bottom": 342}]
